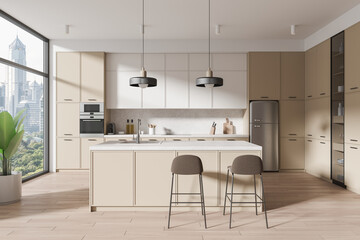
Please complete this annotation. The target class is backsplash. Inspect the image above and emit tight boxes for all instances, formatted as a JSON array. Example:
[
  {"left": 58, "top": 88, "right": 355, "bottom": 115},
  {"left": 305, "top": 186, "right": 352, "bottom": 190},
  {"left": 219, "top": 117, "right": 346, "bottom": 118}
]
[{"left": 109, "top": 109, "right": 247, "bottom": 135}]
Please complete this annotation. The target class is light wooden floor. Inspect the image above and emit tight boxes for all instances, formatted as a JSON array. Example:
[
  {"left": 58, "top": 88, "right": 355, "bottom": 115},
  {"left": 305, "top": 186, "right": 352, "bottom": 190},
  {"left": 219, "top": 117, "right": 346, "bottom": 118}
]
[{"left": 1, "top": 172, "right": 360, "bottom": 240}]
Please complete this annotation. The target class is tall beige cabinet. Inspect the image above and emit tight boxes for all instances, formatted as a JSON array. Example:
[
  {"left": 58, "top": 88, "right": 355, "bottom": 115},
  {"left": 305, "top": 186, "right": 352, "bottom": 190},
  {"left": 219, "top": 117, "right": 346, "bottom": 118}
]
[
  {"left": 56, "top": 52, "right": 105, "bottom": 170},
  {"left": 345, "top": 22, "right": 360, "bottom": 193},
  {"left": 304, "top": 39, "right": 331, "bottom": 180},
  {"left": 249, "top": 52, "right": 305, "bottom": 170}
]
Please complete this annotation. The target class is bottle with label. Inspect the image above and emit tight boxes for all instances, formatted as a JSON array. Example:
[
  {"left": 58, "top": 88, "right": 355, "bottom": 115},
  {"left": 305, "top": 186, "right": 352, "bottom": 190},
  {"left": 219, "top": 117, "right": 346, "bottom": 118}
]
[
  {"left": 130, "top": 119, "right": 134, "bottom": 134},
  {"left": 126, "top": 119, "right": 130, "bottom": 134}
]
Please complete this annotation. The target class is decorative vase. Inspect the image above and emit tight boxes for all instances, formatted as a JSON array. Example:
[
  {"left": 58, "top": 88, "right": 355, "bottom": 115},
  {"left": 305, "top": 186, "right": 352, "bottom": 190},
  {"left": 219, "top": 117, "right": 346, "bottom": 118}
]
[{"left": 0, "top": 171, "right": 22, "bottom": 205}]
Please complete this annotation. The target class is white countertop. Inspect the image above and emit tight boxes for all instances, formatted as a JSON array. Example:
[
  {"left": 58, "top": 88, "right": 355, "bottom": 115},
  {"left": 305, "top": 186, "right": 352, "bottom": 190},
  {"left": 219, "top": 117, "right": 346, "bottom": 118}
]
[
  {"left": 104, "top": 134, "right": 249, "bottom": 138},
  {"left": 90, "top": 140, "right": 261, "bottom": 151}
]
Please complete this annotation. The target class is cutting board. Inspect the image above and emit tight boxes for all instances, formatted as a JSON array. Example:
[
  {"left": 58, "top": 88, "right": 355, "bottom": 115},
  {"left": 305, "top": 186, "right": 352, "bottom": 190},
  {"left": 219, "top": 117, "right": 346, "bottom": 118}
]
[{"left": 223, "top": 118, "right": 234, "bottom": 134}]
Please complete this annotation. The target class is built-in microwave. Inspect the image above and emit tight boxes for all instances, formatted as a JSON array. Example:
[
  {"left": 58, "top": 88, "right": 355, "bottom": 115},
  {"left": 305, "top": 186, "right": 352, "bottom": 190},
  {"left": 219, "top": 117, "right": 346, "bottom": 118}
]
[{"left": 80, "top": 103, "right": 104, "bottom": 137}]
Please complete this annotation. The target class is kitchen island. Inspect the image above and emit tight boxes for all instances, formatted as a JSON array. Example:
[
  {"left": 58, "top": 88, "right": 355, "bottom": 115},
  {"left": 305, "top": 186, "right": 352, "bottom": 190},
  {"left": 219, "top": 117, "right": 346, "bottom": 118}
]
[{"left": 89, "top": 141, "right": 262, "bottom": 212}]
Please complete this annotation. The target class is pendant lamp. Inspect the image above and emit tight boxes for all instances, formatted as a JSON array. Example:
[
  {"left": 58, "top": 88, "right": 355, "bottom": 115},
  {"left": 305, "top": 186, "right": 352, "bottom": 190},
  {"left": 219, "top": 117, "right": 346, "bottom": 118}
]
[
  {"left": 196, "top": 0, "right": 223, "bottom": 88},
  {"left": 130, "top": 0, "right": 157, "bottom": 88}
]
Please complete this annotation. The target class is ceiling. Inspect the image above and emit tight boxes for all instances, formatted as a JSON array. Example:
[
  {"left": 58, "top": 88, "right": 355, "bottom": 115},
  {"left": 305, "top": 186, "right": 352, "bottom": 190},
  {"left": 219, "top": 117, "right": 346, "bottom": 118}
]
[{"left": 1, "top": 0, "right": 360, "bottom": 40}]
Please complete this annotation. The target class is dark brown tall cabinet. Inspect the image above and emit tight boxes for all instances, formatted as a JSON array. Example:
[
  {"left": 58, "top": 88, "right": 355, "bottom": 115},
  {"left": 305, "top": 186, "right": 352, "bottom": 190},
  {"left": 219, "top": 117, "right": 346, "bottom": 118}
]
[{"left": 331, "top": 31, "right": 345, "bottom": 186}]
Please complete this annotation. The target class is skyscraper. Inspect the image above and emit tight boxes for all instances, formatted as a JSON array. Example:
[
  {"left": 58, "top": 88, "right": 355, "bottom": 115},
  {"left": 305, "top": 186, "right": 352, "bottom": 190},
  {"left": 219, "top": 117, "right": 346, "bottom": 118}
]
[{"left": 5, "top": 35, "right": 26, "bottom": 116}]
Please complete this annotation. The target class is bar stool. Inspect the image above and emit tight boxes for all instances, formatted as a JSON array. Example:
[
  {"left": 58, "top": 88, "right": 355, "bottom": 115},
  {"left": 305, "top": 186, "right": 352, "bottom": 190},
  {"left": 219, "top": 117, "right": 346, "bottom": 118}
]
[
  {"left": 223, "top": 155, "right": 268, "bottom": 229},
  {"left": 168, "top": 155, "right": 207, "bottom": 229}
]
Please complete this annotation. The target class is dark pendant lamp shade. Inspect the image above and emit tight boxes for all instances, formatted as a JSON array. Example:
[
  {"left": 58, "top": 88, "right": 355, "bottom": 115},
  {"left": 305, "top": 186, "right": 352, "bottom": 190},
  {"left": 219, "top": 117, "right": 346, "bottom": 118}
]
[
  {"left": 196, "top": 69, "right": 223, "bottom": 87},
  {"left": 129, "top": 77, "right": 157, "bottom": 88}
]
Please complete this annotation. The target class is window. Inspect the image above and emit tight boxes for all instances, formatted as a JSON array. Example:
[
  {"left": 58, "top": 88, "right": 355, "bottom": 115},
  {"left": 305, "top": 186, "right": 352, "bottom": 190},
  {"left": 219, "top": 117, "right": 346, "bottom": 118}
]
[{"left": 0, "top": 10, "right": 49, "bottom": 181}]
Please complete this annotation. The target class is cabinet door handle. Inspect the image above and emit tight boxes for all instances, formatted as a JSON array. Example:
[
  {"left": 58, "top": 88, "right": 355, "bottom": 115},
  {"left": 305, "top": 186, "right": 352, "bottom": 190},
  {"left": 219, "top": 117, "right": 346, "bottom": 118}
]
[
  {"left": 350, "top": 146, "right": 358, "bottom": 150},
  {"left": 288, "top": 96, "right": 297, "bottom": 99},
  {"left": 260, "top": 96, "right": 269, "bottom": 99},
  {"left": 350, "top": 139, "right": 358, "bottom": 142},
  {"left": 227, "top": 139, "right": 236, "bottom": 141},
  {"left": 64, "top": 134, "right": 73, "bottom": 136},
  {"left": 320, "top": 136, "right": 326, "bottom": 138},
  {"left": 307, "top": 134, "right": 312, "bottom": 137},
  {"left": 307, "top": 95, "right": 312, "bottom": 98},
  {"left": 289, "top": 139, "right": 297, "bottom": 141},
  {"left": 307, "top": 140, "right": 312, "bottom": 142},
  {"left": 254, "top": 125, "right": 261, "bottom": 128},
  {"left": 64, "top": 99, "right": 73, "bottom": 101},
  {"left": 64, "top": 139, "right": 73, "bottom": 141},
  {"left": 289, "top": 133, "right": 297, "bottom": 136},
  {"left": 320, "top": 92, "right": 326, "bottom": 96},
  {"left": 149, "top": 139, "right": 158, "bottom": 141},
  {"left": 320, "top": 142, "right": 326, "bottom": 144},
  {"left": 197, "top": 139, "right": 206, "bottom": 141},
  {"left": 88, "top": 139, "right": 97, "bottom": 141},
  {"left": 173, "top": 139, "right": 182, "bottom": 141},
  {"left": 88, "top": 99, "right": 97, "bottom": 101},
  {"left": 350, "top": 87, "right": 359, "bottom": 90}
]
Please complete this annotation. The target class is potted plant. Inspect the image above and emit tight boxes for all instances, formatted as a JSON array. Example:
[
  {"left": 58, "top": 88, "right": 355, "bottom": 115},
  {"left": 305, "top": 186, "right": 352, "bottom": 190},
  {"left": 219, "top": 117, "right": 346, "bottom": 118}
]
[{"left": 0, "top": 109, "right": 25, "bottom": 205}]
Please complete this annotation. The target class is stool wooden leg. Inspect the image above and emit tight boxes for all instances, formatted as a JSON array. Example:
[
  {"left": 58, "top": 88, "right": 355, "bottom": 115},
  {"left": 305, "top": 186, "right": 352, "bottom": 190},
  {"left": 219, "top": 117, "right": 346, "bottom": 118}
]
[
  {"left": 167, "top": 173, "right": 175, "bottom": 229},
  {"left": 261, "top": 174, "right": 269, "bottom": 229},
  {"left": 229, "top": 173, "right": 234, "bottom": 229},
  {"left": 254, "top": 174, "right": 258, "bottom": 216},
  {"left": 223, "top": 168, "right": 230, "bottom": 215},
  {"left": 199, "top": 174, "right": 207, "bottom": 229}
]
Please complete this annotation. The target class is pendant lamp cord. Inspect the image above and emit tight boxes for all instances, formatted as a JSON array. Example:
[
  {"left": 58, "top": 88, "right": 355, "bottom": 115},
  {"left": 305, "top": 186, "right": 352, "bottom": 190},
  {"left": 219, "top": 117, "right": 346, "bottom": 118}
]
[
  {"left": 142, "top": 0, "right": 145, "bottom": 68},
  {"left": 208, "top": 0, "right": 211, "bottom": 69}
]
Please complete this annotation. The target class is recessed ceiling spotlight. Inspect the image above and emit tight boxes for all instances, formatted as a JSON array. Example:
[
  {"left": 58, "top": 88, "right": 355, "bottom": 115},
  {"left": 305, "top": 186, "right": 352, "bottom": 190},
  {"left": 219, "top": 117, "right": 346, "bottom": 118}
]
[{"left": 291, "top": 25, "right": 296, "bottom": 36}]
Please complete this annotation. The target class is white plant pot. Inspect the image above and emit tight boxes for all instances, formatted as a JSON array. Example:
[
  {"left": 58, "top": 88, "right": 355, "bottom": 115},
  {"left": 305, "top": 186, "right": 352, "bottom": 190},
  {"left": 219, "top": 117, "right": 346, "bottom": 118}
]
[{"left": 0, "top": 172, "right": 22, "bottom": 205}]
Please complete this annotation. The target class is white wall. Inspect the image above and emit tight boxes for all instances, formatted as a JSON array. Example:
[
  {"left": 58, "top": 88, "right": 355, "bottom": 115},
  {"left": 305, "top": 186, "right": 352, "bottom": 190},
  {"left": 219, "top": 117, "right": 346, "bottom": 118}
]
[{"left": 305, "top": 3, "right": 360, "bottom": 50}]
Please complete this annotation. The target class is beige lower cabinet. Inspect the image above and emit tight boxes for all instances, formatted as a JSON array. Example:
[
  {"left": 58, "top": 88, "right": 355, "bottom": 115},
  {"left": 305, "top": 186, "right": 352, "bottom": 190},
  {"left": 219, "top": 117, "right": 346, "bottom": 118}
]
[
  {"left": 105, "top": 138, "right": 133, "bottom": 142},
  {"left": 135, "top": 151, "right": 175, "bottom": 206},
  {"left": 177, "top": 151, "right": 218, "bottom": 206},
  {"left": 345, "top": 144, "right": 360, "bottom": 194},
  {"left": 81, "top": 138, "right": 104, "bottom": 169},
  {"left": 219, "top": 151, "right": 262, "bottom": 205},
  {"left": 214, "top": 137, "right": 249, "bottom": 142},
  {"left": 141, "top": 137, "right": 166, "bottom": 142},
  {"left": 91, "top": 151, "right": 133, "bottom": 206},
  {"left": 280, "top": 137, "right": 305, "bottom": 170},
  {"left": 57, "top": 138, "right": 80, "bottom": 169},
  {"left": 165, "top": 137, "right": 190, "bottom": 141},
  {"left": 190, "top": 138, "right": 214, "bottom": 141},
  {"left": 305, "top": 139, "right": 330, "bottom": 180}
]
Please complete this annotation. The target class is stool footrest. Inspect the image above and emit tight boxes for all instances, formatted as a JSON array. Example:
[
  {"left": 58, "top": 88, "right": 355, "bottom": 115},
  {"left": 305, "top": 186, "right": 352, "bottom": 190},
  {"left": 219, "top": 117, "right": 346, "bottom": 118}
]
[
  {"left": 171, "top": 202, "right": 203, "bottom": 204},
  {"left": 172, "top": 193, "right": 201, "bottom": 195}
]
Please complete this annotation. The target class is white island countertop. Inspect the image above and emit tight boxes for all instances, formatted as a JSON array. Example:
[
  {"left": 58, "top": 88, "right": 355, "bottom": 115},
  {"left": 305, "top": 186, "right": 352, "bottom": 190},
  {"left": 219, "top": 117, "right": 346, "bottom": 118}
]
[{"left": 90, "top": 140, "right": 261, "bottom": 151}]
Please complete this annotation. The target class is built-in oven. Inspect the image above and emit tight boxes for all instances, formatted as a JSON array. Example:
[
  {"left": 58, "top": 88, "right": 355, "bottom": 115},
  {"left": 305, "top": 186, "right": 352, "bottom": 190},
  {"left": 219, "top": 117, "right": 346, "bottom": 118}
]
[{"left": 80, "top": 103, "right": 104, "bottom": 137}]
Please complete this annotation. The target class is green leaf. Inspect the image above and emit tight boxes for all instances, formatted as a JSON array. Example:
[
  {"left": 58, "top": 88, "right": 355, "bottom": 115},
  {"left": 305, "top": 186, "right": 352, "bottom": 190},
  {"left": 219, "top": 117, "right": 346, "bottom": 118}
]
[
  {"left": 13, "top": 109, "right": 26, "bottom": 127},
  {"left": 4, "top": 130, "right": 24, "bottom": 160},
  {"left": 0, "top": 111, "right": 16, "bottom": 150},
  {"left": 16, "top": 115, "right": 25, "bottom": 133}
]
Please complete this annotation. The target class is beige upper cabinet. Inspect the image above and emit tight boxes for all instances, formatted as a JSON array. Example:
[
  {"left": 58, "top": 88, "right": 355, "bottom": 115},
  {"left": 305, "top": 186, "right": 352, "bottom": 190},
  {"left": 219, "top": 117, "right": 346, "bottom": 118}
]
[
  {"left": 305, "top": 47, "right": 317, "bottom": 99},
  {"left": 56, "top": 52, "right": 80, "bottom": 102},
  {"left": 345, "top": 22, "right": 360, "bottom": 93},
  {"left": 345, "top": 92, "right": 360, "bottom": 144},
  {"left": 305, "top": 40, "right": 330, "bottom": 99},
  {"left": 249, "top": 52, "right": 281, "bottom": 100},
  {"left": 80, "top": 52, "right": 105, "bottom": 102},
  {"left": 281, "top": 52, "right": 305, "bottom": 100},
  {"left": 316, "top": 39, "right": 331, "bottom": 97},
  {"left": 280, "top": 100, "right": 305, "bottom": 137},
  {"left": 56, "top": 103, "right": 79, "bottom": 137}
]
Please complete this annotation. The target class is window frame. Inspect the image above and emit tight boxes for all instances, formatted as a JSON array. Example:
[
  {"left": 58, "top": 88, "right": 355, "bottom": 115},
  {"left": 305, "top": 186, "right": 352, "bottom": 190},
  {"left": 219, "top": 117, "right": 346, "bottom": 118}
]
[{"left": 0, "top": 9, "right": 49, "bottom": 182}]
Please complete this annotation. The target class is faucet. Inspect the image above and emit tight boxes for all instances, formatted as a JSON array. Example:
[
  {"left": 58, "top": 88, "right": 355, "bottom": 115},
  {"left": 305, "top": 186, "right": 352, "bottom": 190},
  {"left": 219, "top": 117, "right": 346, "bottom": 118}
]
[{"left": 136, "top": 119, "right": 141, "bottom": 144}]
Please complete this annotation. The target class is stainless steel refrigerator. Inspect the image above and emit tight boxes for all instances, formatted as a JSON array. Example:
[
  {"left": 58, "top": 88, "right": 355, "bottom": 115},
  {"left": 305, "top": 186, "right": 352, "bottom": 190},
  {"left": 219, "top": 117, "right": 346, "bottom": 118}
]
[{"left": 250, "top": 101, "right": 279, "bottom": 171}]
